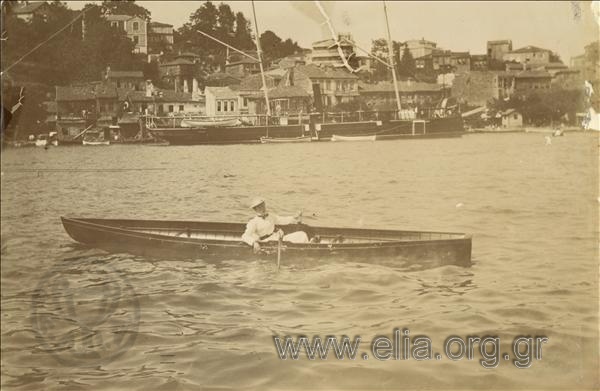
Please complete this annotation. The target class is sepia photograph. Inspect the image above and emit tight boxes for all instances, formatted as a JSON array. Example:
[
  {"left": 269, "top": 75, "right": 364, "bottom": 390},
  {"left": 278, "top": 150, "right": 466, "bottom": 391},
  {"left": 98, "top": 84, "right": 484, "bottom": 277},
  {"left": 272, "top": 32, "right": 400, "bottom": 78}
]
[{"left": 0, "top": 0, "right": 598, "bottom": 390}]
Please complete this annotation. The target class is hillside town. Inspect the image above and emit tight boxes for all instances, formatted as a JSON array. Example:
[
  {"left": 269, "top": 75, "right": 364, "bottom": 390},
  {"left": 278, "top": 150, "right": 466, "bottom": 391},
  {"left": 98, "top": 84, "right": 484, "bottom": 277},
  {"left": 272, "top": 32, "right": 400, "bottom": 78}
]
[{"left": 1, "top": 0, "right": 598, "bottom": 145}]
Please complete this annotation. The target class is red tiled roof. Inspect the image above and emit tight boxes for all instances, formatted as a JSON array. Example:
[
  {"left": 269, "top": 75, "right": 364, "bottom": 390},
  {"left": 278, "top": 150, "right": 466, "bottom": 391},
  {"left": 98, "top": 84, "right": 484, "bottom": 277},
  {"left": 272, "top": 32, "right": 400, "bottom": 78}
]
[
  {"left": 107, "top": 70, "right": 144, "bottom": 79},
  {"left": 226, "top": 57, "right": 259, "bottom": 66},
  {"left": 56, "top": 82, "right": 118, "bottom": 101},
  {"left": 206, "top": 72, "right": 241, "bottom": 82},
  {"left": 149, "top": 21, "right": 173, "bottom": 27},
  {"left": 510, "top": 45, "right": 551, "bottom": 54},
  {"left": 204, "top": 87, "right": 239, "bottom": 99},
  {"left": 238, "top": 74, "right": 280, "bottom": 91},
  {"left": 294, "top": 64, "right": 358, "bottom": 80},
  {"left": 269, "top": 85, "right": 309, "bottom": 98}
]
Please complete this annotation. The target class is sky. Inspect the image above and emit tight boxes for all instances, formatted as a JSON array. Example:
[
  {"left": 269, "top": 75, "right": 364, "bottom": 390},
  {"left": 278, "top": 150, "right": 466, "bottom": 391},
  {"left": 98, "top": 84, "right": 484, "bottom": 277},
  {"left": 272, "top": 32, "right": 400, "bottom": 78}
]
[{"left": 67, "top": 1, "right": 600, "bottom": 62}]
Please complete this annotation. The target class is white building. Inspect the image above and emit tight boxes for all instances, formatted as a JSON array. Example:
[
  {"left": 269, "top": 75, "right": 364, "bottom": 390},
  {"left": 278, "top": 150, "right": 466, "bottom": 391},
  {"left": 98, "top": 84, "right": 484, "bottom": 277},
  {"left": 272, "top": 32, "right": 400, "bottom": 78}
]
[{"left": 105, "top": 14, "right": 148, "bottom": 54}]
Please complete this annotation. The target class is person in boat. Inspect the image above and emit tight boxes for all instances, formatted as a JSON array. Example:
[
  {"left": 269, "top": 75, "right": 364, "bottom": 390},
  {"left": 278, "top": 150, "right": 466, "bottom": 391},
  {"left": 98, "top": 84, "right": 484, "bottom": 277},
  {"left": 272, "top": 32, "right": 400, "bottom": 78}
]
[{"left": 242, "top": 197, "right": 310, "bottom": 253}]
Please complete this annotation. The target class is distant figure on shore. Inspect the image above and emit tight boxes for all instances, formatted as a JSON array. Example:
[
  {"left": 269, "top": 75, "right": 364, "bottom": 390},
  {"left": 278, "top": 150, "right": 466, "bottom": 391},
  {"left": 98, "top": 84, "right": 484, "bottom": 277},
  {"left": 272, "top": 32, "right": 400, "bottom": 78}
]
[
  {"left": 545, "top": 136, "right": 552, "bottom": 145},
  {"left": 242, "top": 197, "right": 309, "bottom": 253}
]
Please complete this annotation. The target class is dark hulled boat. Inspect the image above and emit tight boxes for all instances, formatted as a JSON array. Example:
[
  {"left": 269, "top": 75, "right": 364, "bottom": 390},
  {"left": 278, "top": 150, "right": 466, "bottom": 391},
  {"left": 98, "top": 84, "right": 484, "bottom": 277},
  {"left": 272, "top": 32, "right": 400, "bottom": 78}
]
[
  {"left": 61, "top": 217, "right": 472, "bottom": 265},
  {"left": 149, "top": 113, "right": 464, "bottom": 145}
]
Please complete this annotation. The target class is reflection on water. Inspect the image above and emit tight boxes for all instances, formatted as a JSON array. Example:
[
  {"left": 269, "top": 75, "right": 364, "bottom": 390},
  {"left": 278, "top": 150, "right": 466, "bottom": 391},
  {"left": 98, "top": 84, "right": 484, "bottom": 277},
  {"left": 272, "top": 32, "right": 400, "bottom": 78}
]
[{"left": 1, "top": 133, "right": 598, "bottom": 390}]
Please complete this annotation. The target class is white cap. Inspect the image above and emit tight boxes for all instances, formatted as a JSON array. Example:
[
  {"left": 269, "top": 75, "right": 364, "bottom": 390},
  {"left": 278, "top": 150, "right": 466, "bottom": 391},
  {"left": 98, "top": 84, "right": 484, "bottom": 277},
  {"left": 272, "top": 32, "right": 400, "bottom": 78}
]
[{"left": 250, "top": 197, "right": 265, "bottom": 209}]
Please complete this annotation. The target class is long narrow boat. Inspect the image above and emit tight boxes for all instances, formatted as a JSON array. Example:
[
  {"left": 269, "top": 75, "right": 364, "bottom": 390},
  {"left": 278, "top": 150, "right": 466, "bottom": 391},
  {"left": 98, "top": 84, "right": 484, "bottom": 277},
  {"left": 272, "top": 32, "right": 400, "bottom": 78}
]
[
  {"left": 331, "top": 134, "right": 376, "bottom": 142},
  {"left": 61, "top": 217, "right": 472, "bottom": 265},
  {"left": 260, "top": 136, "right": 313, "bottom": 144},
  {"left": 82, "top": 140, "right": 110, "bottom": 146}
]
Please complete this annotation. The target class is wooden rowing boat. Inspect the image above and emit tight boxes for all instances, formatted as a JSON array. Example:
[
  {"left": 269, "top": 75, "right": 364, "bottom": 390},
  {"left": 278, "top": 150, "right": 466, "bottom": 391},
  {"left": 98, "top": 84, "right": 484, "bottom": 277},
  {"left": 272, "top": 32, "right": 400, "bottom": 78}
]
[
  {"left": 82, "top": 140, "right": 110, "bottom": 146},
  {"left": 260, "top": 136, "right": 313, "bottom": 144},
  {"left": 331, "top": 134, "right": 376, "bottom": 142},
  {"left": 61, "top": 217, "right": 472, "bottom": 265}
]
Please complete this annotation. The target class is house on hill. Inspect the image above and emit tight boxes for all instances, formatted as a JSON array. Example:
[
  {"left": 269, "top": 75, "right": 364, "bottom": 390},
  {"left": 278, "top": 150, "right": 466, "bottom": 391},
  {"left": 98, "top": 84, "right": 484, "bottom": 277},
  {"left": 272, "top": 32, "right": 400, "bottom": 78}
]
[
  {"left": 358, "top": 81, "right": 444, "bottom": 109},
  {"left": 148, "top": 21, "right": 174, "bottom": 54},
  {"left": 103, "top": 68, "right": 145, "bottom": 91},
  {"left": 292, "top": 64, "right": 359, "bottom": 107},
  {"left": 55, "top": 82, "right": 120, "bottom": 137},
  {"left": 503, "top": 45, "right": 554, "bottom": 65},
  {"left": 105, "top": 14, "right": 148, "bottom": 54},
  {"left": 225, "top": 56, "right": 261, "bottom": 78},
  {"left": 12, "top": 1, "right": 54, "bottom": 22}
]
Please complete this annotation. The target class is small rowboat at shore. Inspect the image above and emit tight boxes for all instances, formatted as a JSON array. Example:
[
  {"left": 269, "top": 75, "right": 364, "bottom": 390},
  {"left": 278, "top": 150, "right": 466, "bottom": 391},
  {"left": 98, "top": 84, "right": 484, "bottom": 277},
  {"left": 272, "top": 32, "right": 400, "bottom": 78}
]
[
  {"left": 82, "top": 140, "right": 110, "bottom": 146},
  {"left": 331, "top": 134, "right": 376, "bottom": 142},
  {"left": 61, "top": 217, "right": 472, "bottom": 265},
  {"left": 260, "top": 136, "right": 313, "bottom": 144}
]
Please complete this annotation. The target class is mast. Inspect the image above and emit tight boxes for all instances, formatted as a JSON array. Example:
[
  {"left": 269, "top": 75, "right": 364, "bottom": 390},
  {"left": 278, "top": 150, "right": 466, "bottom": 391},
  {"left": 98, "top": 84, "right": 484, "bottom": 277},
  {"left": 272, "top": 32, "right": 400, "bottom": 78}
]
[
  {"left": 383, "top": 0, "right": 402, "bottom": 113},
  {"left": 251, "top": 0, "right": 271, "bottom": 119}
]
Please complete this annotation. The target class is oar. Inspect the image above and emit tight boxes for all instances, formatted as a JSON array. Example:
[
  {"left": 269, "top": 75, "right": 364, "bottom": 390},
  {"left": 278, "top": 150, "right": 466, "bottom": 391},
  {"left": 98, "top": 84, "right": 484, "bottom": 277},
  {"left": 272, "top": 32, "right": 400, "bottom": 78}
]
[{"left": 276, "top": 229, "right": 283, "bottom": 272}]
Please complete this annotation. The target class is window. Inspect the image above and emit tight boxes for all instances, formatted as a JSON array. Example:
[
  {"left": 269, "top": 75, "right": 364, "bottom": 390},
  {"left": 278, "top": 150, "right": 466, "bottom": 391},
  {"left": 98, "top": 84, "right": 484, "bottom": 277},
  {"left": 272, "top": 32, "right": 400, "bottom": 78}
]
[
  {"left": 179, "top": 105, "right": 184, "bottom": 112},
  {"left": 223, "top": 101, "right": 228, "bottom": 112},
  {"left": 168, "top": 105, "right": 174, "bottom": 112},
  {"left": 133, "top": 22, "right": 139, "bottom": 31},
  {"left": 133, "top": 36, "right": 139, "bottom": 45},
  {"left": 118, "top": 21, "right": 124, "bottom": 30},
  {"left": 514, "top": 114, "right": 519, "bottom": 120},
  {"left": 229, "top": 100, "right": 235, "bottom": 111},
  {"left": 217, "top": 101, "right": 222, "bottom": 112},
  {"left": 243, "top": 98, "right": 248, "bottom": 107}
]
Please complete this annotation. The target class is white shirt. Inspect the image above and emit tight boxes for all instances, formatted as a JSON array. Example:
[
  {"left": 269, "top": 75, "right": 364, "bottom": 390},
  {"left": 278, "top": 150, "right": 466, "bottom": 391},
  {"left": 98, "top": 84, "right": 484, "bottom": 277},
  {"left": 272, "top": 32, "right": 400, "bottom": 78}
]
[{"left": 241, "top": 214, "right": 297, "bottom": 246}]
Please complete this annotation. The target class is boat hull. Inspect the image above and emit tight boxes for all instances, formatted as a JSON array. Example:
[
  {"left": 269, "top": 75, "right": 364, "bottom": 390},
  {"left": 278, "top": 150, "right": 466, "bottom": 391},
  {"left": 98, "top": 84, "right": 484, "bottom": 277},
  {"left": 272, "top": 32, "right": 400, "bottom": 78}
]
[
  {"left": 61, "top": 217, "right": 472, "bottom": 266},
  {"left": 154, "top": 116, "right": 464, "bottom": 145},
  {"left": 260, "top": 136, "right": 313, "bottom": 143}
]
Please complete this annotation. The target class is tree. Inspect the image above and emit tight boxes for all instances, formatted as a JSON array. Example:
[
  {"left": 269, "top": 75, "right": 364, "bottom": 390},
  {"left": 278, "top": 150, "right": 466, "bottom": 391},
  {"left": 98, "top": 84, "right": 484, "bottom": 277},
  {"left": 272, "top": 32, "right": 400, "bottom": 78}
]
[
  {"left": 370, "top": 38, "right": 402, "bottom": 82},
  {"left": 216, "top": 3, "right": 235, "bottom": 39},
  {"left": 101, "top": 0, "right": 151, "bottom": 20},
  {"left": 398, "top": 47, "right": 415, "bottom": 78},
  {"left": 234, "top": 12, "right": 253, "bottom": 50},
  {"left": 190, "top": 1, "right": 218, "bottom": 36},
  {"left": 260, "top": 30, "right": 282, "bottom": 62},
  {"left": 489, "top": 87, "right": 585, "bottom": 126}
]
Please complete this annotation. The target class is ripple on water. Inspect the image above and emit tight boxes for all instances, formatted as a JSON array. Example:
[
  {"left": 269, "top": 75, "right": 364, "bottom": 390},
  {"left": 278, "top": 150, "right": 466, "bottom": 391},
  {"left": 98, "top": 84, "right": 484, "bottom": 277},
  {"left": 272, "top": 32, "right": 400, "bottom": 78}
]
[{"left": 0, "top": 133, "right": 598, "bottom": 390}]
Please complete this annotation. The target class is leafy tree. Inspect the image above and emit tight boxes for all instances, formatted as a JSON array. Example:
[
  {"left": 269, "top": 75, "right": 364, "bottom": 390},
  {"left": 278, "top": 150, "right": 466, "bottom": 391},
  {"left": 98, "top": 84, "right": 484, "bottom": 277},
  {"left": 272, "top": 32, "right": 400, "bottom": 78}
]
[
  {"left": 489, "top": 87, "right": 585, "bottom": 126},
  {"left": 234, "top": 12, "right": 253, "bottom": 50},
  {"left": 259, "top": 30, "right": 301, "bottom": 62},
  {"left": 101, "top": 0, "right": 151, "bottom": 20},
  {"left": 216, "top": 3, "right": 235, "bottom": 39},
  {"left": 190, "top": 1, "right": 218, "bottom": 38},
  {"left": 398, "top": 47, "right": 415, "bottom": 78},
  {"left": 259, "top": 30, "right": 282, "bottom": 61},
  {"left": 370, "top": 38, "right": 403, "bottom": 82}
]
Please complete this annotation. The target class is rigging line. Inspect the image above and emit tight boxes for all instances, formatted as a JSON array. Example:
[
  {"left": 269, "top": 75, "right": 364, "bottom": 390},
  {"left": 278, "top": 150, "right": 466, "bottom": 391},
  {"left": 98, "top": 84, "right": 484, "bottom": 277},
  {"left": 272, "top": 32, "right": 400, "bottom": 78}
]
[
  {"left": 352, "top": 43, "right": 392, "bottom": 69},
  {"left": 3, "top": 168, "right": 168, "bottom": 172},
  {"left": 196, "top": 29, "right": 260, "bottom": 62},
  {"left": 313, "top": 1, "right": 359, "bottom": 74},
  {"left": 1, "top": 6, "right": 91, "bottom": 76}
]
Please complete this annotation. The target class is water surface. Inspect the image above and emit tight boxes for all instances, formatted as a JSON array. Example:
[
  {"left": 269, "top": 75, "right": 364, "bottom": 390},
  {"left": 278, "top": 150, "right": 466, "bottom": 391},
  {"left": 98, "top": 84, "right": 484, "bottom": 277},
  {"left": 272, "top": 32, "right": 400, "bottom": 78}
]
[{"left": 1, "top": 132, "right": 598, "bottom": 390}]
